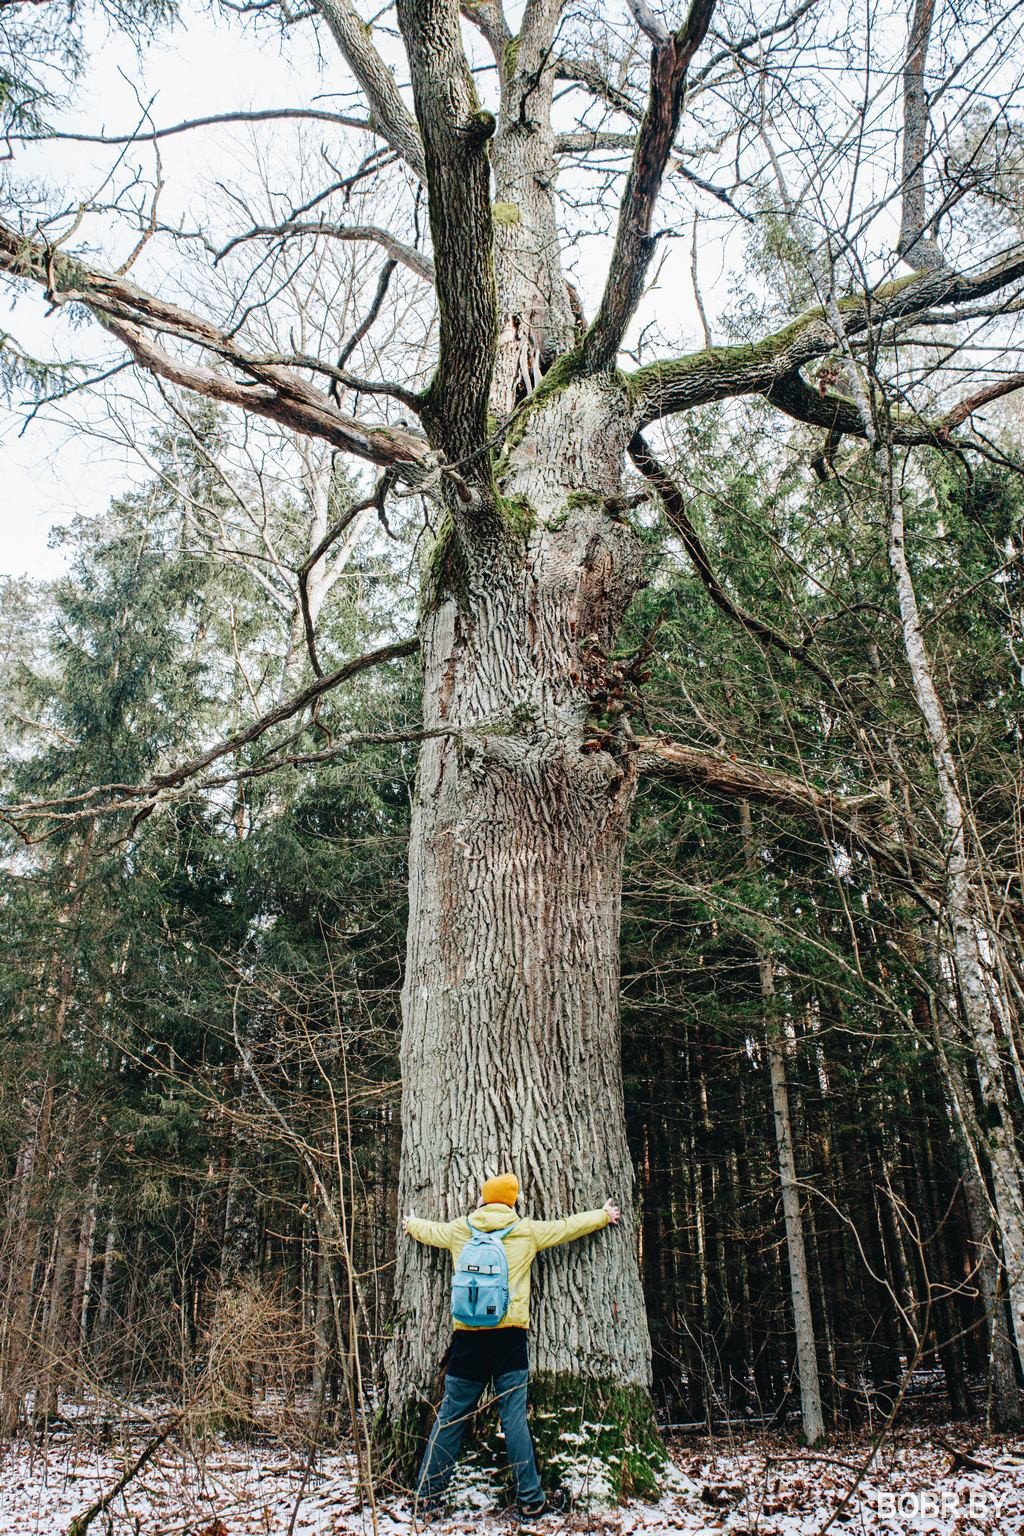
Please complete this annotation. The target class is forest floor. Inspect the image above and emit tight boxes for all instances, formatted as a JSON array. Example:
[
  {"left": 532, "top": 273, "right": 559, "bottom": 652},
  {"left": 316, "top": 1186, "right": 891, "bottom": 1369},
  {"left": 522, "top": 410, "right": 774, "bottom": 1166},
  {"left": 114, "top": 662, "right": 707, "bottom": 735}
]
[{"left": 1, "top": 1417, "right": 1022, "bottom": 1536}]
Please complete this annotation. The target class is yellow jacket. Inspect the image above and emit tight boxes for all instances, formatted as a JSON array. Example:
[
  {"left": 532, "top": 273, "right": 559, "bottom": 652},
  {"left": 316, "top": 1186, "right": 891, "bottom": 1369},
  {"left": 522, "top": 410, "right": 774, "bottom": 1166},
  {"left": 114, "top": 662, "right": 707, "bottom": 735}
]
[{"left": 407, "top": 1201, "right": 609, "bottom": 1330}]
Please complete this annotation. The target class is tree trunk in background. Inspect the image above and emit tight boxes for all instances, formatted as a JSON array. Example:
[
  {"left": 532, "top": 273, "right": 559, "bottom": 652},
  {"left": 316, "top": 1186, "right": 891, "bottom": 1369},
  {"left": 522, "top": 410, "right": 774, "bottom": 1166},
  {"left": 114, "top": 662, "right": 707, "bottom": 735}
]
[
  {"left": 902, "top": 1075, "right": 974, "bottom": 1419},
  {"left": 312, "top": 1221, "right": 333, "bottom": 1415},
  {"left": 889, "top": 489, "right": 1024, "bottom": 1361},
  {"left": 70, "top": 1159, "right": 100, "bottom": 1372},
  {"left": 93, "top": 1215, "right": 118, "bottom": 1355},
  {"left": 960, "top": 1156, "right": 1022, "bottom": 1430},
  {"left": 739, "top": 801, "right": 825, "bottom": 1445},
  {"left": 0, "top": 823, "right": 94, "bottom": 1434},
  {"left": 220, "top": 1142, "right": 262, "bottom": 1292},
  {"left": 382, "top": 380, "right": 658, "bottom": 1498},
  {"left": 925, "top": 949, "right": 1021, "bottom": 1426},
  {"left": 37, "top": 1198, "right": 76, "bottom": 1423}
]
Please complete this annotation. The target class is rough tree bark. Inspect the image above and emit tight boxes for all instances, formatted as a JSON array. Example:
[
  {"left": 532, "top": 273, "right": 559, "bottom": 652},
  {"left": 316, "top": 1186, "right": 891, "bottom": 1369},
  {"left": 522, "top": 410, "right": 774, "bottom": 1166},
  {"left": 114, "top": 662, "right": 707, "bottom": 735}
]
[
  {"left": 383, "top": 376, "right": 659, "bottom": 1493},
  {"left": 374, "top": 0, "right": 718, "bottom": 1493}
]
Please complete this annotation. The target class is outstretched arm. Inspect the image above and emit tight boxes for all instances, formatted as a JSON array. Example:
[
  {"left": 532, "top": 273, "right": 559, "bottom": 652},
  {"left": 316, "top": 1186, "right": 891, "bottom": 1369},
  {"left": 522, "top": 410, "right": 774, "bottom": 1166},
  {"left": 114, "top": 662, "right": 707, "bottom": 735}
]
[
  {"left": 404, "top": 1213, "right": 460, "bottom": 1249},
  {"left": 529, "top": 1199, "right": 620, "bottom": 1251}
]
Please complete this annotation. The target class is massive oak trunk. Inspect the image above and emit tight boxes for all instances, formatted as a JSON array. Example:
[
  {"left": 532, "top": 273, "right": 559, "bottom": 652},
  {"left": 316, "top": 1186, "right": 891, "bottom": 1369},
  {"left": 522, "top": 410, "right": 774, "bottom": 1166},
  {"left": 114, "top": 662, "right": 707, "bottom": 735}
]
[{"left": 381, "top": 379, "right": 660, "bottom": 1497}]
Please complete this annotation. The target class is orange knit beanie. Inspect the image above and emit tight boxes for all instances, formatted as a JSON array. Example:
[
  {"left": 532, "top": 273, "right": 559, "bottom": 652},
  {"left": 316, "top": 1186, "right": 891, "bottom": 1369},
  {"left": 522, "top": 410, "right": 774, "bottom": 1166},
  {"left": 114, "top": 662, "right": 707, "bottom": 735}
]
[{"left": 481, "top": 1173, "right": 519, "bottom": 1207}]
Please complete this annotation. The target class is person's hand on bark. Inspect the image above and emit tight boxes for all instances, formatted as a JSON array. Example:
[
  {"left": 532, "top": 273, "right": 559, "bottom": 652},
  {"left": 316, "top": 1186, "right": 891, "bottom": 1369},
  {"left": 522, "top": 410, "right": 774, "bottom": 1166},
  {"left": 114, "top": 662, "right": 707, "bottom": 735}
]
[
  {"left": 403, "top": 1211, "right": 415, "bottom": 1234},
  {"left": 603, "top": 1199, "right": 621, "bottom": 1226}
]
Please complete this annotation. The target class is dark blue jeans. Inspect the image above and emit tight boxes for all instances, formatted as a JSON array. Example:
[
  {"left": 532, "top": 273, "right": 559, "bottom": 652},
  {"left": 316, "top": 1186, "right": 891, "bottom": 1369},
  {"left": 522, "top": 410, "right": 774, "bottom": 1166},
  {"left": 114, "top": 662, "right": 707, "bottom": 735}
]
[{"left": 415, "top": 1368, "right": 543, "bottom": 1507}]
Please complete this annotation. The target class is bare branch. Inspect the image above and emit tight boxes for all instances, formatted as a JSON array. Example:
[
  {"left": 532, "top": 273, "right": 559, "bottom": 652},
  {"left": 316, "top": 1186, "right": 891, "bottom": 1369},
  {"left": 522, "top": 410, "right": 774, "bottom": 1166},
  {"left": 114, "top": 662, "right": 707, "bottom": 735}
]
[
  {"left": 581, "top": 0, "right": 717, "bottom": 372},
  {"left": 628, "top": 433, "right": 838, "bottom": 693},
  {"left": 297, "top": 477, "right": 394, "bottom": 677},
  {"left": 2, "top": 635, "right": 421, "bottom": 836},
  {"left": 555, "top": 56, "right": 641, "bottom": 119},
  {"left": 691, "top": 0, "right": 821, "bottom": 87},
  {"left": 216, "top": 219, "right": 435, "bottom": 284},
  {"left": 336, "top": 257, "right": 397, "bottom": 374},
  {"left": 312, "top": 0, "right": 426, "bottom": 178},
  {"left": 11, "top": 107, "right": 374, "bottom": 146},
  {"left": 0, "top": 220, "right": 432, "bottom": 471}
]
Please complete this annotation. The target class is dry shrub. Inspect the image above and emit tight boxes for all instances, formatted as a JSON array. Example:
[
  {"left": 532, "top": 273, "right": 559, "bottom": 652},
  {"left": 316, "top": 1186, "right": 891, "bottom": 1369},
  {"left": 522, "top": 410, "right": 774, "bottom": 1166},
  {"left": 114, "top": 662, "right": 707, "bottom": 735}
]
[{"left": 189, "top": 1280, "right": 315, "bottom": 1447}]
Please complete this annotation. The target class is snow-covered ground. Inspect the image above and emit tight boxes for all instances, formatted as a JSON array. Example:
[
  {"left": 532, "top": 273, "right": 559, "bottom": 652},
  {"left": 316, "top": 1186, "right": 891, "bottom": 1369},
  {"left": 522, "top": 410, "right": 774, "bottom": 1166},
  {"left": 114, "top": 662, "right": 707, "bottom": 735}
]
[{"left": 1, "top": 1421, "right": 1022, "bottom": 1534}]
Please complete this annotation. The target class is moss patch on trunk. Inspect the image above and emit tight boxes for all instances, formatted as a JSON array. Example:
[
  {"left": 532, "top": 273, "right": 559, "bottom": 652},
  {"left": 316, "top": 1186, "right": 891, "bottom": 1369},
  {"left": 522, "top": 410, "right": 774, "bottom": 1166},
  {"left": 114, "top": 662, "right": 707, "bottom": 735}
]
[{"left": 527, "top": 1372, "right": 664, "bottom": 1503}]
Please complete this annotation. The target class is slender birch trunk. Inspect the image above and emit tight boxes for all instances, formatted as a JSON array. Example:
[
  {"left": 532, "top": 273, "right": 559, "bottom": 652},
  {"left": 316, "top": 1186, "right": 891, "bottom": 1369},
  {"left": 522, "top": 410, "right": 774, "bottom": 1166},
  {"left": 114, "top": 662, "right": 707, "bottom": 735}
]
[
  {"left": 738, "top": 801, "right": 826, "bottom": 1444},
  {"left": 889, "top": 484, "right": 1024, "bottom": 1358},
  {"left": 923, "top": 942, "right": 1021, "bottom": 1424}
]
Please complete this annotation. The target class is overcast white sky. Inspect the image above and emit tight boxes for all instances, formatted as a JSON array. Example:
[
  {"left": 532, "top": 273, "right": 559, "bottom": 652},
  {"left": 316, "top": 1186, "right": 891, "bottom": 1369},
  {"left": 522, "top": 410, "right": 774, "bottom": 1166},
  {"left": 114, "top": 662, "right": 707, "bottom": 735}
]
[
  {"left": 8, "top": 0, "right": 1006, "bottom": 585},
  {"left": 1, "top": 6, "right": 348, "bottom": 578}
]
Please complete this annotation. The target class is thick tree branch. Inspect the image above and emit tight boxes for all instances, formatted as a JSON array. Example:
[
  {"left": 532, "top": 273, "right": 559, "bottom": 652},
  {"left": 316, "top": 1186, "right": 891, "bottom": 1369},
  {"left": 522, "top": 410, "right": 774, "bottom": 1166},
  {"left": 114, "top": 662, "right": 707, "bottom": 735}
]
[
  {"left": 460, "top": 0, "right": 511, "bottom": 59},
  {"left": 898, "top": 0, "right": 944, "bottom": 270},
  {"left": 637, "top": 737, "right": 944, "bottom": 907},
  {"left": 581, "top": 0, "right": 716, "bottom": 372},
  {"left": 397, "top": 0, "right": 497, "bottom": 481},
  {"left": 638, "top": 737, "right": 883, "bottom": 823},
  {"left": 517, "top": 0, "right": 565, "bottom": 76},
  {"left": 0, "top": 220, "right": 431, "bottom": 471},
  {"left": 241, "top": 350, "right": 422, "bottom": 410},
  {"left": 631, "top": 248, "right": 1024, "bottom": 426},
  {"left": 312, "top": 0, "right": 427, "bottom": 179},
  {"left": 766, "top": 365, "right": 1024, "bottom": 447}
]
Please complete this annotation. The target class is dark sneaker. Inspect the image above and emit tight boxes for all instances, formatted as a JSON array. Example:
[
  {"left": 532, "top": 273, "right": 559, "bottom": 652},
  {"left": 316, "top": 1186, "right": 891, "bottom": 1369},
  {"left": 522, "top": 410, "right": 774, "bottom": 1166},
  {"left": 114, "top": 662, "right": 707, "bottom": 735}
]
[{"left": 517, "top": 1488, "right": 568, "bottom": 1521}]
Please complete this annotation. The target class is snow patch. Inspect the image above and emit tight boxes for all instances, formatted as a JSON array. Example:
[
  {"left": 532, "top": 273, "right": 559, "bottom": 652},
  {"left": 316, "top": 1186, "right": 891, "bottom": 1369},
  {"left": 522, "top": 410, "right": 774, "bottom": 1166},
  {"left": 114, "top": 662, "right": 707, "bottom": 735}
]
[{"left": 1, "top": 1419, "right": 1021, "bottom": 1534}]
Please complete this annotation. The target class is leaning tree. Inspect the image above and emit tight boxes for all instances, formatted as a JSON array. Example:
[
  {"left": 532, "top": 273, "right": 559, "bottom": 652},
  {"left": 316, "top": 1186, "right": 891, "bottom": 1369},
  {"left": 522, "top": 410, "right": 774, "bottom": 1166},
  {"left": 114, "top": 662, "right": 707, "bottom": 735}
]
[{"left": 4, "top": 0, "right": 1024, "bottom": 1489}]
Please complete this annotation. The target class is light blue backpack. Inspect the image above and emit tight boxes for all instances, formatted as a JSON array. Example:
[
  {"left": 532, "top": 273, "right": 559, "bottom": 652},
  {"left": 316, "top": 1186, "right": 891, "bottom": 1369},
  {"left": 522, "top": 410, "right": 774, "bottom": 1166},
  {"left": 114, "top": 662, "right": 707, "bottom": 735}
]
[{"left": 451, "top": 1217, "right": 519, "bottom": 1327}]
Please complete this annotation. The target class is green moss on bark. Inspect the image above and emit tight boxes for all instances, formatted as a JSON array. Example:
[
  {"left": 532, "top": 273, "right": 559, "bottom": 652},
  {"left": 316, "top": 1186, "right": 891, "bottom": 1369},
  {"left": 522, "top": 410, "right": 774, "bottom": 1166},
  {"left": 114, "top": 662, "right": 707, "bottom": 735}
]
[
  {"left": 496, "top": 493, "right": 535, "bottom": 540},
  {"left": 527, "top": 1372, "right": 664, "bottom": 1502},
  {"left": 496, "top": 347, "right": 585, "bottom": 468},
  {"left": 421, "top": 514, "right": 470, "bottom": 614},
  {"left": 420, "top": 499, "right": 534, "bottom": 615},
  {"left": 372, "top": 1395, "right": 427, "bottom": 1488},
  {"left": 626, "top": 271, "right": 931, "bottom": 411}
]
